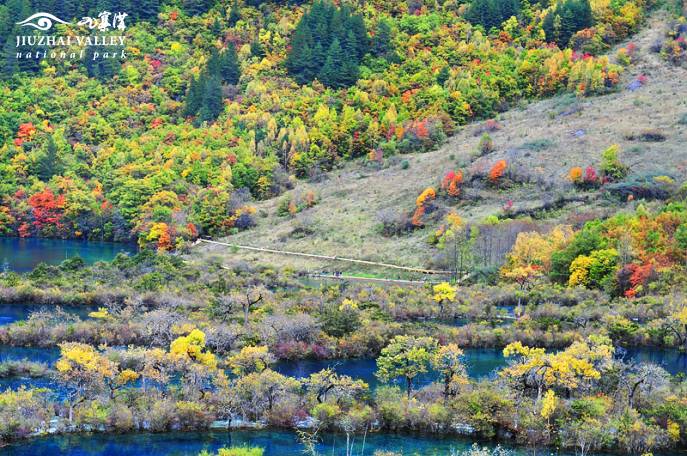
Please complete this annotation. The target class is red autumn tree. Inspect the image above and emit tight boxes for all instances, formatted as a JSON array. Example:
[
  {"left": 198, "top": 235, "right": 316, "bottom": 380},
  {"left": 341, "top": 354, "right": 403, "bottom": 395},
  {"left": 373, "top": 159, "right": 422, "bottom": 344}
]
[
  {"left": 17, "top": 122, "right": 37, "bottom": 140},
  {"left": 619, "top": 263, "right": 655, "bottom": 298},
  {"left": 14, "top": 122, "right": 37, "bottom": 147},
  {"left": 28, "top": 188, "right": 66, "bottom": 236},
  {"left": 441, "top": 170, "right": 464, "bottom": 197}
]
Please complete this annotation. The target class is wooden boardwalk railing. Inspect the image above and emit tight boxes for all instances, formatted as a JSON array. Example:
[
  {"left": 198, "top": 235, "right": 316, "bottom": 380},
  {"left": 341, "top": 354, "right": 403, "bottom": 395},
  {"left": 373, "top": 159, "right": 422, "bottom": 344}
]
[{"left": 195, "top": 238, "right": 453, "bottom": 275}]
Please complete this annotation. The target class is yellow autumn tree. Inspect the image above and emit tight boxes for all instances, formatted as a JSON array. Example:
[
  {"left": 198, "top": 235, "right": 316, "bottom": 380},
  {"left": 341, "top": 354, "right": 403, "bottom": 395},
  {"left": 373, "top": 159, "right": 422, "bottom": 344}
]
[
  {"left": 502, "top": 225, "right": 574, "bottom": 274},
  {"left": 541, "top": 389, "right": 558, "bottom": 421},
  {"left": 431, "top": 343, "right": 469, "bottom": 400},
  {"left": 170, "top": 328, "right": 218, "bottom": 369},
  {"left": 501, "top": 335, "right": 614, "bottom": 400},
  {"left": 228, "top": 345, "right": 275, "bottom": 376},
  {"left": 569, "top": 255, "right": 595, "bottom": 287},
  {"left": 88, "top": 307, "right": 111, "bottom": 319},
  {"left": 501, "top": 226, "right": 574, "bottom": 299},
  {"left": 432, "top": 282, "right": 457, "bottom": 316},
  {"left": 55, "top": 342, "right": 139, "bottom": 421}
]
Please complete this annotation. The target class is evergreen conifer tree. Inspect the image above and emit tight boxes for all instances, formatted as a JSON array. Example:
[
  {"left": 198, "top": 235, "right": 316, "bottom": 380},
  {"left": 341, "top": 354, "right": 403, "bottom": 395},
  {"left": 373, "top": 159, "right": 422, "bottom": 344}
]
[
  {"left": 220, "top": 44, "right": 240, "bottom": 85},
  {"left": 372, "top": 19, "right": 392, "bottom": 58},
  {"left": 228, "top": 1, "right": 241, "bottom": 26},
  {"left": 183, "top": 74, "right": 203, "bottom": 117},
  {"left": 198, "top": 75, "right": 224, "bottom": 123},
  {"left": 0, "top": 6, "right": 10, "bottom": 49},
  {"left": 182, "top": 0, "right": 214, "bottom": 16},
  {"left": 319, "top": 38, "right": 346, "bottom": 88},
  {"left": 437, "top": 66, "right": 450, "bottom": 86},
  {"left": 286, "top": 1, "right": 367, "bottom": 88},
  {"left": 543, "top": 0, "right": 593, "bottom": 46},
  {"left": 36, "top": 135, "right": 64, "bottom": 181},
  {"left": 250, "top": 39, "right": 265, "bottom": 59},
  {"left": 138, "top": 0, "right": 160, "bottom": 22}
]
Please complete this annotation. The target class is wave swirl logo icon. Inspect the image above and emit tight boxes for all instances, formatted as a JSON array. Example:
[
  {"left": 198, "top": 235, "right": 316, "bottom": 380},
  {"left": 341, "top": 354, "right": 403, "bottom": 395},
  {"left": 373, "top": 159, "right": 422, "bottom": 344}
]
[{"left": 16, "top": 13, "right": 69, "bottom": 31}]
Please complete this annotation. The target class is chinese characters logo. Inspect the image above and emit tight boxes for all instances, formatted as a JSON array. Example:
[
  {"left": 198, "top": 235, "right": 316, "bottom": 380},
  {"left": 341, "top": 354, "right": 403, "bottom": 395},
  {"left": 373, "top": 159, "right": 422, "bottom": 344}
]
[{"left": 16, "top": 11, "right": 128, "bottom": 31}]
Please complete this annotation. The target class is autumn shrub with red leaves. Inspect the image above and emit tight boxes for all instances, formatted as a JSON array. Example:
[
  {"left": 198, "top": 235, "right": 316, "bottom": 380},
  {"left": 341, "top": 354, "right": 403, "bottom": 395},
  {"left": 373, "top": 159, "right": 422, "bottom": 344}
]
[
  {"left": 441, "top": 170, "right": 464, "bottom": 197},
  {"left": 617, "top": 263, "right": 656, "bottom": 298},
  {"left": 27, "top": 189, "right": 66, "bottom": 237}
]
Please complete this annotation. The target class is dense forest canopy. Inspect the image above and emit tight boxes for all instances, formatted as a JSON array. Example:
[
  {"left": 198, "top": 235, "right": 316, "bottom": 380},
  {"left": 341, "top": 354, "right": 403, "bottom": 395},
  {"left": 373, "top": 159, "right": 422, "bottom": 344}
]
[{"left": 0, "top": 0, "right": 649, "bottom": 247}]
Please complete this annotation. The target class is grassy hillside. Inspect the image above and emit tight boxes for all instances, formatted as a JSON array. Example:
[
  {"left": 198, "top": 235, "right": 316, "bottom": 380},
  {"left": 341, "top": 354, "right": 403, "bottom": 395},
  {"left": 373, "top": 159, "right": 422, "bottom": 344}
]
[{"left": 192, "top": 12, "right": 687, "bottom": 274}]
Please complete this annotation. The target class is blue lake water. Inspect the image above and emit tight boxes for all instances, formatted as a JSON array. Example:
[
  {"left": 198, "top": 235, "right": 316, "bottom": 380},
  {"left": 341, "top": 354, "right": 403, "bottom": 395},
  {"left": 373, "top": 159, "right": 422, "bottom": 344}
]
[
  {"left": 1, "top": 429, "right": 565, "bottom": 456},
  {"left": 0, "top": 345, "right": 61, "bottom": 364},
  {"left": 274, "top": 348, "right": 507, "bottom": 388},
  {"left": 0, "top": 303, "right": 97, "bottom": 326},
  {"left": 1, "top": 345, "right": 685, "bottom": 395},
  {"left": 0, "top": 237, "right": 137, "bottom": 272},
  {"left": 620, "top": 347, "right": 687, "bottom": 375}
]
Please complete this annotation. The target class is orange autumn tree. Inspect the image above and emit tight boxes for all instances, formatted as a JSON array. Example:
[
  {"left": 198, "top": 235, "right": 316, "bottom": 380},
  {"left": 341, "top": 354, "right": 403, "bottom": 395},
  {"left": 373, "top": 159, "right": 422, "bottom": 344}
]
[
  {"left": 489, "top": 160, "right": 507, "bottom": 184},
  {"left": 14, "top": 122, "right": 37, "bottom": 147},
  {"left": 568, "top": 167, "right": 583, "bottom": 184},
  {"left": 412, "top": 187, "right": 436, "bottom": 226},
  {"left": 441, "top": 170, "right": 464, "bottom": 197},
  {"left": 147, "top": 222, "right": 173, "bottom": 251}
]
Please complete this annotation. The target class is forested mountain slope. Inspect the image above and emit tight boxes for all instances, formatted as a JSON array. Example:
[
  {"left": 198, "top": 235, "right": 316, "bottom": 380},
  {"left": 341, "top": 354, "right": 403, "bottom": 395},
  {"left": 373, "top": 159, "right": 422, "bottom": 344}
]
[
  {"left": 2, "top": 0, "right": 681, "bottom": 252},
  {"left": 195, "top": 12, "right": 687, "bottom": 273}
]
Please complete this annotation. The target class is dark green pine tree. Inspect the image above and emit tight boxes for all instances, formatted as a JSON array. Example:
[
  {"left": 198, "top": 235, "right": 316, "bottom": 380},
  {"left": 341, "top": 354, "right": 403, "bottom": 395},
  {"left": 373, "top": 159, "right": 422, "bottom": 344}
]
[
  {"left": 54, "top": 0, "right": 83, "bottom": 20},
  {"left": 543, "top": 0, "right": 592, "bottom": 46},
  {"left": 1, "top": 35, "right": 19, "bottom": 78},
  {"left": 183, "top": 74, "right": 204, "bottom": 117},
  {"left": 466, "top": 0, "right": 521, "bottom": 31},
  {"left": 101, "top": 0, "right": 131, "bottom": 17},
  {"left": 0, "top": 6, "right": 10, "bottom": 49},
  {"left": 182, "top": 0, "right": 214, "bottom": 16},
  {"left": 339, "top": 56, "right": 359, "bottom": 88},
  {"left": 308, "top": 1, "right": 331, "bottom": 47},
  {"left": 16, "top": 29, "right": 43, "bottom": 74},
  {"left": 6, "top": 0, "right": 31, "bottom": 22},
  {"left": 286, "top": 1, "right": 367, "bottom": 88},
  {"left": 219, "top": 43, "right": 240, "bottom": 85},
  {"left": 342, "top": 30, "right": 358, "bottom": 64},
  {"left": 212, "top": 18, "right": 222, "bottom": 35},
  {"left": 36, "top": 135, "right": 64, "bottom": 181},
  {"left": 497, "top": 0, "right": 521, "bottom": 24},
  {"left": 335, "top": 32, "right": 360, "bottom": 87},
  {"left": 198, "top": 75, "right": 224, "bottom": 123},
  {"left": 84, "top": 44, "right": 120, "bottom": 80},
  {"left": 319, "top": 38, "right": 346, "bottom": 88},
  {"left": 437, "top": 65, "right": 450, "bottom": 86},
  {"left": 348, "top": 14, "right": 368, "bottom": 59},
  {"left": 573, "top": 0, "right": 593, "bottom": 32},
  {"left": 285, "top": 21, "right": 315, "bottom": 84},
  {"left": 310, "top": 41, "right": 326, "bottom": 78},
  {"left": 250, "top": 39, "right": 265, "bottom": 59},
  {"left": 371, "top": 19, "right": 392, "bottom": 58},
  {"left": 207, "top": 48, "right": 222, "bottom": 76},
  {"left": 137, "top": 0, "right": 160, "bottom": 22},
  {"left": 464, "top": 0, "right": 493, "bottom": 30},
  {"left": 328, "top": 8, "right": 345, "bottom": 47},
  {"left": 228, "top": 1, "right": 241, "bottom": 26}
]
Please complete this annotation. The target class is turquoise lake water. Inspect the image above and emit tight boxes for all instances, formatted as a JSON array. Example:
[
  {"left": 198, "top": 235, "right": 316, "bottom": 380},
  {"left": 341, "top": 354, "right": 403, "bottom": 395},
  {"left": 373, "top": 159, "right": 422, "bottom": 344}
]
[
  {"left": 1, "top": 429, "right": 567, "bottom": 456},
  {"left": 0, "top": 240, "right": 685, "bottom": 454},
  {"left": 0, "top": 237, "right": 136, "bottom": 272},
  {"left": 0, "top": 303, "right": 96, "bottom": 325}
]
